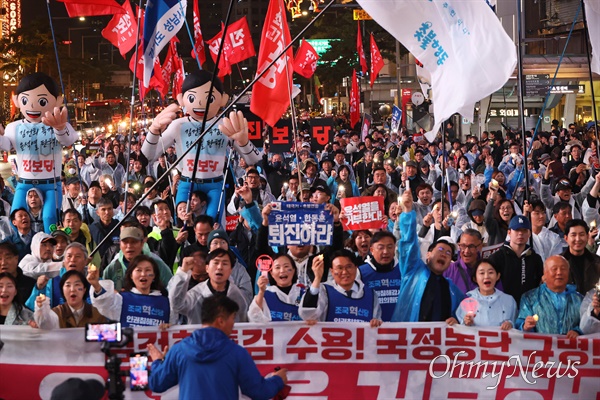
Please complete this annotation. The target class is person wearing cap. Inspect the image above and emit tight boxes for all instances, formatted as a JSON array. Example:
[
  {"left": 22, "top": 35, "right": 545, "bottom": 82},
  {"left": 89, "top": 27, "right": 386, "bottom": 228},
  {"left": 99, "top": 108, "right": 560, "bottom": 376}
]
[
  {"left": 541, "top": 164, "right": 597, "bottom": 219},
  {"left": 392, "top": 190, "right": 464, "bottom": 323},
  {"left": 298, "top": 182, "right": 312, "bottom": 202},
  {"left": 226, "top": 168, "right": 276, "bottom": 215},
  {"left": 301, "top": 158, "right": 318, "bottom": 185},
  {"left": 399, "top": 160, "right": 425, "bottom": 201},
  {"left": 25, "top": 242, "right": 91, "bottom": 310},
  {"left": 19, "top": 232, "right": 62, "bottom": 280},
  {"left": 460, "top": 199, "right": 489, "bottom": 245},
  {"left": 77, "top": 180, "right": 102, "bottom": 225},
  {"left": 262, "top": 152, "right": 290, "bottom": 199},
  {"left": 309, "top": 179, "right": 332, "bottom": 205},
  {"left": 62, "top": 177, "right": 84, "bottom": 213},
  {"left": 93, "top": 151, "right": 126, "bottom": 193},
  {"left": 318, "top": 156, "right": 334, "bottom": 182},
  {"left": 487, "top": 215, "right": 544, "bottom": 306},
  {"left": 102, "top": 223, "right": 173, "bottom": 292},
  {"left": 168, "top": 248, "right": 249, "bottom": 324},
  {"left": 333, "top": 149, "right": 356, "bottom": 182},
  {"left": 522, "top": 199, "right": 565, "bottom": 261},
  {"left": 147, "top": 200, "right": 186, "bottom": 271},
  {"left": 515, "top": 255, "right": 583, "bottom": 338},
  {"left": 51, "top": 229, "right": 70, "bottom": 261}
]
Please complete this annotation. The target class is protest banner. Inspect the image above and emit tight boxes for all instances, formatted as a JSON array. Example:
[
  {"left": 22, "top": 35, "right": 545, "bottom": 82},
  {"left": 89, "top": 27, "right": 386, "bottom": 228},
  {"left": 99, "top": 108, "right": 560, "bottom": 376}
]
[
  {"left": 1, "top": 323, "right": 598, "bottom": 399},
  {"left": 268, "top": 119, "right": 294, "bottom": 154},
  {"left": 225, "top": 215, "right": 238, "bottom": 232},
  {"left": 309, "top": 118, "right": 335, "bottom": 151},
  {"left": 267, "top": 201, "right": 333, "bottom": 246},
  {"left": 340, "top": 196, "right": 385, "bottom": 231}
]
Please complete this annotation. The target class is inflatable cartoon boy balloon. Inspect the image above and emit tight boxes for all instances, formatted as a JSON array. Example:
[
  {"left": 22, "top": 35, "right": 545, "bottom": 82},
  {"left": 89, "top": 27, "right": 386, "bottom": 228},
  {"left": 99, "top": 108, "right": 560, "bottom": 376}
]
[
  {"left": 142, "top": 70, "right": 261, "bottom": 222},
  {"left": 0, "top": 72, "right": 78, "bottom": 232}
]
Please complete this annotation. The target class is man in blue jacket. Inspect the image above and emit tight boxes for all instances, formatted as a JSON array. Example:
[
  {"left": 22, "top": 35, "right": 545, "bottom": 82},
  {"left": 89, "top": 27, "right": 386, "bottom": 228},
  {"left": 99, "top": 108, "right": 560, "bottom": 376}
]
[
  {"left": 148, "top": 295, "right": 287, "bottom": 400},
  {"left": 392, "top": 189, "right": 464, "bottom": 322}
]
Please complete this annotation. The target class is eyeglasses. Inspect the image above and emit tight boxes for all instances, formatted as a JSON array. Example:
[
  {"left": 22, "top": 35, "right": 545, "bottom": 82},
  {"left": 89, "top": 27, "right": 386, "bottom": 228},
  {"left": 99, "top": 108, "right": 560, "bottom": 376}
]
[
  {"left": 333, "top": 265, "right": 356, "bottom": 272},
  {"left": 458, "top": 243, "right": 481, "bottom": 251},
  {"left": 436, "top": 247, "right": 453, "bottom": 256},
  {"left": 499, "top": 206, "right": 513, "bottom": 212}
]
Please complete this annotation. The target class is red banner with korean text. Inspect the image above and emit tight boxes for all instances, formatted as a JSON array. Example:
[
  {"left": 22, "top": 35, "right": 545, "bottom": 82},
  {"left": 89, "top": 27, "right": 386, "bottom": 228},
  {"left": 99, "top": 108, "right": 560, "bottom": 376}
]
[
  {"left": 101, "top": 0, "right": 137, "bottom": 58},
  {"left": 369, "top": 33, "right": 384, "bottom": 88},
  {"left": 293, "top": 39, "right": 319, "bottom": 78},
  {"left": 250, "top": 0, "right": 294, "bottom": 127},
  {"left": 225, "top": 215, "right": 238, "bottom": 232},
  {"left": 190, "top": 0, "right": 207, "bottom": 66},
  {"left": 1, "top": 324, "right": 598, "bottom": 399},
  {"left": 340, "top": 196, "right": 385, "bottom": 231}
]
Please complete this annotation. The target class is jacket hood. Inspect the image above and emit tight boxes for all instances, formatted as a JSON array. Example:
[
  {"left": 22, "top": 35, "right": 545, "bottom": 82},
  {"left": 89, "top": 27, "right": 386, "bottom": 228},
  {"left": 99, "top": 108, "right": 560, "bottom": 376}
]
[
  {"left": 31, "top": 231, "right": 54, "bottom": 259},
  {"left": 190, "top": 327, "right": 234, "bottom": 363},
  {"left": 26, "top": 188, "right": 44, "bottom": 211}
]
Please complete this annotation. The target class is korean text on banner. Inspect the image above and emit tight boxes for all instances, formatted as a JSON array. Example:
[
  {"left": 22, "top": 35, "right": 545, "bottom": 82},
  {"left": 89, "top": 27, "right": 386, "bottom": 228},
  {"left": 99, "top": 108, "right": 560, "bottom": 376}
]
[
  {"left": 142, "top": 0, "right": 187, "bottom": 88},
  {"left": 267, "top": 202, "right": 333, "bottom": 246},
  {"left": 1, "top": 323, "right": 599, "bottom": 400},
  {"left": 356, "top": 0, "right": 517, "bottom": 142},
  {"left": 340, "top": 196, "right": 385, "bottom": 231}
]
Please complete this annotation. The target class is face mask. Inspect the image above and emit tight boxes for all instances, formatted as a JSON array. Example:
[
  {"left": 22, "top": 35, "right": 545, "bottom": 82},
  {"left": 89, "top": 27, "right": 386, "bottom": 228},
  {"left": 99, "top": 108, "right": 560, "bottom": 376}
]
[
  {"left": 272, "top": 161, "right": 282, "bottom": 169},
  {"left": 68, "top": 168, "right": 76, "bottom": 175}
]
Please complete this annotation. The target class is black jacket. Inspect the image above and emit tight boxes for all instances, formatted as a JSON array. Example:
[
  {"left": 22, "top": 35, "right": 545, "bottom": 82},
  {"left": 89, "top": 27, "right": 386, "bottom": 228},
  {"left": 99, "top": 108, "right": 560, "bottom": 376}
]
[{"left": 562, "top": 248, "right": 600, "bottom": 295}]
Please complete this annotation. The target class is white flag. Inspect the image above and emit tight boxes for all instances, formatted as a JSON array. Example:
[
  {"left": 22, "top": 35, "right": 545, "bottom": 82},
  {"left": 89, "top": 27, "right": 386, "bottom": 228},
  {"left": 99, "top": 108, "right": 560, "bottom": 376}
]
[
  {"left": 356, "top": 0, "right": 517, "bottom": 142},
  {"left": 584, "top": 0, "right": 600, "bottom": 75}
]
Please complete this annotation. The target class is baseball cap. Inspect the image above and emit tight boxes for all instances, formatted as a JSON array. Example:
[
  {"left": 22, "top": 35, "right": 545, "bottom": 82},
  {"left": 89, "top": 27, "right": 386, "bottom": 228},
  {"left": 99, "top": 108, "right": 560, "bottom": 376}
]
[
  {"left": 539, "top": 154, "right": 551, "bottom": 163},
  {"left": 120, "top": 226, "right": 145, "bottom": 241},
  {"left": 51, "top": 230, "right": 70, "bottom": 241},
  {"left": 555, "top": 178, "right": 572, "bottom": 192},
  {"left": 433, "top": 236, "right": 456, "bottom": 253},
  {"left": 508, "top": 215, "right": 531, "bottom": 231},
  {"left": 301, "top": 142, "right": 311, "bottom": 149},
  {"left": 66, "top": 177, "right": 80, "bottom": 186},
  {"left": 300, "top": 182, "right": 311, "bottom": 192},
  {"left": 37, "top": 232, "right": 57, "bottom": 246},
  {"left": 208, "top": 229, "right": 230, "bottom": 247},
  {"left": 310, "top": 179, "right": 332, "bottom": 197},
  {"left": 89, "top": 181, "right": 101, "bottom": 190}
]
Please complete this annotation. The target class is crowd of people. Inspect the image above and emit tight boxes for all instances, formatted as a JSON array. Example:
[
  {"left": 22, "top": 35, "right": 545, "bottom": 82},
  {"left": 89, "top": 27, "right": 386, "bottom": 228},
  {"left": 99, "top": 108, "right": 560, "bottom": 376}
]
[{"left": 1, "top": 116, "right": 600, "bottom": 345}]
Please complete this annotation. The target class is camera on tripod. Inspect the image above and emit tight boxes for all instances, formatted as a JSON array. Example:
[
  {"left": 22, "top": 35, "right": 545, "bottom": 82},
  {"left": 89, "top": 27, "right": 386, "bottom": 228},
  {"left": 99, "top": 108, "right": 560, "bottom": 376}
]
[{"left": 85, "top": 322, "right": 134, "bottom": 400}]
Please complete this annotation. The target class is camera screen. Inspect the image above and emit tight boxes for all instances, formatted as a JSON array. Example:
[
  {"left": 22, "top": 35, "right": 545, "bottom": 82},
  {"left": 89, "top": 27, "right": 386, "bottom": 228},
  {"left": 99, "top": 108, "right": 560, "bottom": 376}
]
[
  {"left": 85, "top": 323, "right": 122, "bottom": 342},
  {"left": 130, "top": 353, "right": 149, "bottom": 391}
]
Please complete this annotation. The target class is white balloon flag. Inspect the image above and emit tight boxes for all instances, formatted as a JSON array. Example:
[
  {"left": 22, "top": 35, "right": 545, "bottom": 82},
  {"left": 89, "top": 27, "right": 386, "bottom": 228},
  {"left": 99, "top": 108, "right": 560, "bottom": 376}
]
[{"left": 356, "top": 0, "right": 517, "bottom": 142}]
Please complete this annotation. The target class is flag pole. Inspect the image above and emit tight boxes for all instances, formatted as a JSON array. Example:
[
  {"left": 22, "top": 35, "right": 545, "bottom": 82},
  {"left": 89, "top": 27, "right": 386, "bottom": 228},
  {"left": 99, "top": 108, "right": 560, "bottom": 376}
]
[
  {"left": 440, "top": 124, "right": 446, "bottom": 223},
  {"left": 581, "top": 0, "right": 599, "bottom": 157},
  {"left": 124, "top": 0, "right": 146, "bottom": 214},
  {"left": 515, "top": 0, "right": 530, "bottom": 202},
  {"left": 89, "top": 0, "right": 337, "bottom": 257},
  {"left": 185, "top": 0, "right": 237, "bottom": 218}
]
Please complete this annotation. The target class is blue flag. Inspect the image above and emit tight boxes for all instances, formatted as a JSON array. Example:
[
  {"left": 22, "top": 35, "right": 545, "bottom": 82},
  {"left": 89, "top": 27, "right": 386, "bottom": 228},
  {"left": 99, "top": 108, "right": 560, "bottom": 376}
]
[
  {"left": 143, "top": 0, "right": 187, "bottom": 87},
  {"left": 390, "top": 105, "right": 402, "bottom": 133},
  {"left": 268, "top": 202, "right": 333, "bottom": 246}
]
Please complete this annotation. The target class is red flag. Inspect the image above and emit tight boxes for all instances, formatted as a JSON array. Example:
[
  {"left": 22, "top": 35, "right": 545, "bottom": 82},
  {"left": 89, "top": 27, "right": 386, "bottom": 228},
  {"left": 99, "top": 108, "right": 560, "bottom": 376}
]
[
  {"left": 224, "top": 17, "right": 255, "bottom": 65},
  {"left": 250, "top": 0, "right": 293, "bottom": 127},
  {"left": 357, "top": 22, "right": 367, "bottom": 75},
  {"left": 172, "top": 52, "right": 185, "bottom": 99},
  {"left": 190, "top": 0, "right": 206, "bottom": 66},
  {"left": 369, "top": 33, "right": 384, "bottom": 88},
  {"left": 160, "top": 38, "right": 178, "bottom": 98},
  {"left": 58, "top": 0, "right": 124, "bottom": 17},
  {"left": 206, "top": 17, "right": 255, "bottom": 76},
  {"left": 101, "top": 0, "right": 137, "bottom": 59},
  {"left": 129, "top": 43, "right": 163, "bottom": 100},
  {"left": 350, "top": 69, "right": 360, "bottom": 128},
  {"left": 206, "top": 26, "right": 232, "bottom": 78},
  {"left": 293, "top": 39, "right": 319, "bottom": 78}
]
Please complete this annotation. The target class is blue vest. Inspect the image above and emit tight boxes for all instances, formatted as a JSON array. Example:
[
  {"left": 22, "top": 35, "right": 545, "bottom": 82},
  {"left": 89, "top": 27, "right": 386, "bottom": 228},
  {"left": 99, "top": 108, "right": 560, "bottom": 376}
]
[
  {"left": 264, "top": 290, "right": 302, "bottom": 321},
  {"left": 324, "top": 284, "right": 375, "bottom": 322},
  {"left": 120, "top": 291, "right": 170, "bottom": 327},
  {"left": 359, "top": 264, "right": 401, "bottom": 321},
  {"left": 52, "top": 275, "right": 63, "bottom": 307}
]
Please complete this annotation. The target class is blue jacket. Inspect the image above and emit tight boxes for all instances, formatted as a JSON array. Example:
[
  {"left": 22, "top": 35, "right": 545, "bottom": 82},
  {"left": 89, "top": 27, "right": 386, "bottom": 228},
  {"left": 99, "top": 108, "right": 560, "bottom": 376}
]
[
  {"left": 149, "top": 327, "right": 284, "bottom": 400},
  {"left": 392, "top": 210, "right": 464, "bottom": 322}
]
